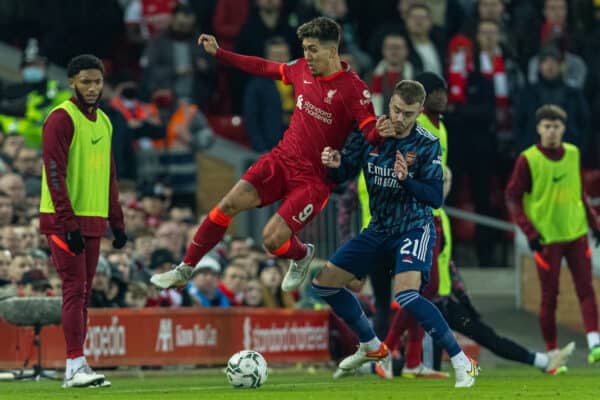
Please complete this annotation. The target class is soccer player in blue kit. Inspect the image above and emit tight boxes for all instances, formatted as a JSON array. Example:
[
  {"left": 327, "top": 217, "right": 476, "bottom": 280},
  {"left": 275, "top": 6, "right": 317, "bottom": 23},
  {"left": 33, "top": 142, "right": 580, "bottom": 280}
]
[{"left": 313, "top": 80, "right": 479, "bottom": 388}]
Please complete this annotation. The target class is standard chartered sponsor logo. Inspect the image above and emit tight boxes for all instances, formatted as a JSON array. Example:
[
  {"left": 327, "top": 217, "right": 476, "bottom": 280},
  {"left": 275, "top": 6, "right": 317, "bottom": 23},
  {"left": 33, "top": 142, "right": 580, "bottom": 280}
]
[
  {"left": 243, "top": 317, "right": 328, "bottom": 352},
  {"left": 295, "top": 95, "right": 332, "bottom": 124}
]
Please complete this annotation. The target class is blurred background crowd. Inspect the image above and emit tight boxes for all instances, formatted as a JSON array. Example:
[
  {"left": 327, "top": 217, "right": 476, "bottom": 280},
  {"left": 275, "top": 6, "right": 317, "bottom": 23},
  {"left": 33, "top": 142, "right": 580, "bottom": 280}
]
[{"left": 0, "top": 0, "right": 598, "bottom": 312}]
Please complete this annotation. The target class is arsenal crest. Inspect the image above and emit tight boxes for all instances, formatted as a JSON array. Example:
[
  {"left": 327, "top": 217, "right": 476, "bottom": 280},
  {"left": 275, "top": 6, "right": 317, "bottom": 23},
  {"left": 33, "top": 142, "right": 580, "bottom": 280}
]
[{"left": 405, "top": 151, "right": 417, "bottom": 166}]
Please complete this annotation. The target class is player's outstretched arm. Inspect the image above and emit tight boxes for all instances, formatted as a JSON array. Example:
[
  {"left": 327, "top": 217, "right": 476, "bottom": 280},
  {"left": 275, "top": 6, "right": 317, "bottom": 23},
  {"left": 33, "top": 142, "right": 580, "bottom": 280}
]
[{"left": 198, "top": 33, "right": 282, "bottom": 80}]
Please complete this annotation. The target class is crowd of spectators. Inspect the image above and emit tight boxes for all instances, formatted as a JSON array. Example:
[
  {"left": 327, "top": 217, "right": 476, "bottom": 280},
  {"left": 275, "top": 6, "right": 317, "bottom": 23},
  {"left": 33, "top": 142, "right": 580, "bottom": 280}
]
[
  {"left": 0, "top": 147, "right": 326, "bottom": 310},
  {"left": 0, "top": 0, "right": 598, "bottom": 299}
]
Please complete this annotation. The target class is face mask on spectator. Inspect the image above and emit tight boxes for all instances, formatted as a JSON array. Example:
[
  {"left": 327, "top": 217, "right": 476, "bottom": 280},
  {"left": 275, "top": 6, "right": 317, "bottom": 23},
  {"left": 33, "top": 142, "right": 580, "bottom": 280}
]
[
  {"left": 22, "top": 66, "right": 45, "bottom": 83},
  {"left": 154, "top": 92, "right": 174, "bottom": 108}
]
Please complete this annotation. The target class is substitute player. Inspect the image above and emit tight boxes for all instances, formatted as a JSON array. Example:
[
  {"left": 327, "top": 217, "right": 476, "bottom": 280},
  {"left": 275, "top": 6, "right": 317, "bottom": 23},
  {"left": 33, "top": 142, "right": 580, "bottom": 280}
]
[
  {"left": 506, "top": 104, "right": 600, "bottom": 363},
  {"left": 315, "top": 80, "right": 478, "bottom": 388},
  {"left": 151, "top": 17, "right": 390, "bottom": 291},
  {"left": 40, "top": 55, "right": 127, "bottom": 387}
]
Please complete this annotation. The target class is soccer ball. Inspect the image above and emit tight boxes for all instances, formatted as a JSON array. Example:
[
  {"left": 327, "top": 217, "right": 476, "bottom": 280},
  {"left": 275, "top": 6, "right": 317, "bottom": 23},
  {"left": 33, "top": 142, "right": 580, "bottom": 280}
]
[{"left": 225, "top": 350, "right": 268, "bottom": 389}]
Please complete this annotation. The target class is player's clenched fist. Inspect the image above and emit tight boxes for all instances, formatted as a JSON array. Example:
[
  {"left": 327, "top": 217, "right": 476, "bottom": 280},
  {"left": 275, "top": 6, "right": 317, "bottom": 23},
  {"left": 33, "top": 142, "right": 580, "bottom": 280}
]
[
  {"left": 321, "top": 146, "right": 341, "bottom": 168},
  {"left": 198, "top": 34, "right": 219, "bottom": 55},
  {"left": 394, "top": 151, "right": 408, "bottom": 180},
  {"left": 376, "top": 115, "right": 395, "bottom": 138}
]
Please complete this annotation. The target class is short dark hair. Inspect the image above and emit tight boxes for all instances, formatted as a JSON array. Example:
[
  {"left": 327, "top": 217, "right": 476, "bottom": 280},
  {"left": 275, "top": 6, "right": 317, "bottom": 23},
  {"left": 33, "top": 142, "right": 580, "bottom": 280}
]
[
  {"left": 536, "top": 104, "right": 567, "bottom": 124},
  {"left": 406, "top": 3, "right": 432, "bottom": 17},
  {"left": 297, "top": 17, "right": 341, "bottom": 44},
  {"left": 394, "top": 80, "right": 426, "bottom": 105},
  {"left": 67, "top": 54, "right": 104, "bottom": 78}
]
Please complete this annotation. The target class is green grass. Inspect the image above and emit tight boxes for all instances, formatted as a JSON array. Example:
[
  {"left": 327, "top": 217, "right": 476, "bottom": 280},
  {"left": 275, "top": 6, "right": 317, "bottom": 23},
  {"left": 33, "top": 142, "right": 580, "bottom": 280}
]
[{"left": 1, "top": 367, "right": 599, "bottom": 400}]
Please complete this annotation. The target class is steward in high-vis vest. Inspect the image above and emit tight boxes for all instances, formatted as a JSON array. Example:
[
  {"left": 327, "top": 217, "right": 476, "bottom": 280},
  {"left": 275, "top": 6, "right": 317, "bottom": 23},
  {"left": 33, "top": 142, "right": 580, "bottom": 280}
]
[
  {"left": 506, "top": 104, "right": 600, "bottom": 363},
  {"left": 0, "top": 47, "right": 71, "bottom": 148},
  {"left": 39, "top": 55, "right": 127, "bottom": 389}
]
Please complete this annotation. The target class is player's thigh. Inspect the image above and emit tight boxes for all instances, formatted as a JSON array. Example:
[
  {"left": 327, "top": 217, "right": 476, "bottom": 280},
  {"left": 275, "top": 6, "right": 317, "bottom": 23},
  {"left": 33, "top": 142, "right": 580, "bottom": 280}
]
[
  {"left": 239, "top": 153, "right": 287, "bottom": 209},
  {"left": 535, "top": 243, "right": 564, "bottom": 291},
  {"left": 47, "top": 234, "right": 86, "bottom": 285},
  {"left": 564, "top": 235, "right": 594, "bottom": 294},
  {"left": 391, "top": 223, "right": 436, "bottom": 293},
  {"left": 219, "top": 180, "right": 262, "bottom": 215},
  {"left": 325, "top": 228, "right": 385, "bottom": 282},
  {"left": 277, "top": 179, "right": 331, "bottom": 234}
]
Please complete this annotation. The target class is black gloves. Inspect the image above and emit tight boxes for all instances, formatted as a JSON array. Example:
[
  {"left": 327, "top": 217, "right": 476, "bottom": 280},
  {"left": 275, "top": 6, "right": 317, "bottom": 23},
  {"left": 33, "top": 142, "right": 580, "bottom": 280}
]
[
  {"left": 528, "top": 237, "right": 543, "bottom": 253},
  {"left": 593, "top": 230, "right": 600, "bottom": 247},
  {"left": 112, "top": 229, "right": 128, "bottom": 249},
  {"left": 66, "top": 230, "right": 85, "bottom": 255}
]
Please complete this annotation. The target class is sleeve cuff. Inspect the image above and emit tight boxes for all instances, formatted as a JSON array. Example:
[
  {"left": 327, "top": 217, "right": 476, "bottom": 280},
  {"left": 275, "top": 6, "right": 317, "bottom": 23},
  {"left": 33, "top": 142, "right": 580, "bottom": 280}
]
[
  {"left": 279, "top": 63, "right": 290, "bottom": 85},
  {"left": 358, "top": 116, "right": 377, "bottom": 130}
]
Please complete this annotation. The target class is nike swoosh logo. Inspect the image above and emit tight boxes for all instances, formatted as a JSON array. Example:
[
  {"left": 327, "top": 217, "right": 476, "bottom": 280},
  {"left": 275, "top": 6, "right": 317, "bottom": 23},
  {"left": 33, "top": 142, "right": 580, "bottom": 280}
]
[
  {"left": 91, "top": 137, "right": 103, "bottom": 145},
  {"left": 466, "top": 359, "right": 478, "bottom": 377},
  {"left": 303, "top": 80, "right": 312, "bottom": 84},
  {"left": 552, "top": 174, "right": 565, "bottom": 182}
]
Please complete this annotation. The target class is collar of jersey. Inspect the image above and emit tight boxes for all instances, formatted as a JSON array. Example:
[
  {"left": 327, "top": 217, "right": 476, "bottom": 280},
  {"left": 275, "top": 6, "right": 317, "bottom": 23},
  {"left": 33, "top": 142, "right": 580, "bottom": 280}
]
[{"left": 317, "top": 61, "right": 350, "bottom": 81}]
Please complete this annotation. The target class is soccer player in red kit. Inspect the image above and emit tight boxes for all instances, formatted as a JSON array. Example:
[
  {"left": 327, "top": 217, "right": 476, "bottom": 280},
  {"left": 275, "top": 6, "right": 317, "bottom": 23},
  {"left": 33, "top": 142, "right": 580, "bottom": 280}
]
[{"left": 151, "top": 17, "right": 392, "bottom": 291}]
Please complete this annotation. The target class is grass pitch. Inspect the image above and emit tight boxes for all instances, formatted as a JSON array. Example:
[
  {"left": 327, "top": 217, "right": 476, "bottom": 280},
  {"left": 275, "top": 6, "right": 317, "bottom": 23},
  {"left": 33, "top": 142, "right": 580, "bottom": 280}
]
[{"left": 1, "top": 366, "right": 598, "bottom": 400}]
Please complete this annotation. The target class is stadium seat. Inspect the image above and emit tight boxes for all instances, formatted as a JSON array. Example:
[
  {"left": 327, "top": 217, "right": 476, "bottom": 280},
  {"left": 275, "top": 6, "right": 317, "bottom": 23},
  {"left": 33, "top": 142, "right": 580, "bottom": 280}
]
[{"left": 206, "top": 115, "right": 251, "bottom": 149}]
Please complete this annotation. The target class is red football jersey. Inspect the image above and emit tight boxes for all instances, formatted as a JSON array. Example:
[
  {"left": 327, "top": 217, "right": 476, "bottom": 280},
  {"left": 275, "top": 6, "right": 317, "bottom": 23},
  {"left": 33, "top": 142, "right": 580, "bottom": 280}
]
[{"left": 272, "top": 58, "right": 376, "bottom": 178}]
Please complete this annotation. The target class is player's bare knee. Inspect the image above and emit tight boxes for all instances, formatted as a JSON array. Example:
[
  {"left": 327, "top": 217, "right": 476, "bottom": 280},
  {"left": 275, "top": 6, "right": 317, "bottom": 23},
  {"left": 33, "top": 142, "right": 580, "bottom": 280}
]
[
  {"left": 262, "top": 217, "right": 292, "bottom": 252},
  {"left": 394, "top": 272, "right": 420, "bottom": 293},
  {"left": 312, "top": 262, "right": 344, "bottom": 287},
  {"left": 311, "top": 264, "right": 330, "bottom": 286},
  {"left": 218, "top": 197, "right": 240, "bottom": 216},
  {"left": 262, "top": 229, "right": 288, "bottom": 252},
  {"left": 262, "top": 235, "right": 280, "bottom": 252}
]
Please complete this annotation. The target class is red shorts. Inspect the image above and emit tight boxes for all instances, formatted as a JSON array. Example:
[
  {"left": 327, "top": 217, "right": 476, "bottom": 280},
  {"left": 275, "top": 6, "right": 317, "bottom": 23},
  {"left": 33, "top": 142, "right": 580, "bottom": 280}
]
[{"left": 242, "top": 153, "right": 331, "bottom": 233}]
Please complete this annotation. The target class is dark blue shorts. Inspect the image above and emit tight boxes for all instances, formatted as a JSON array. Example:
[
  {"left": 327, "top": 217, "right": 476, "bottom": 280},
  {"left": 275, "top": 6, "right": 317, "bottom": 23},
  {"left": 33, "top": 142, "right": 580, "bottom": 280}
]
[{"left": 329, "top": 224, "right": 436, "bottom": 283}]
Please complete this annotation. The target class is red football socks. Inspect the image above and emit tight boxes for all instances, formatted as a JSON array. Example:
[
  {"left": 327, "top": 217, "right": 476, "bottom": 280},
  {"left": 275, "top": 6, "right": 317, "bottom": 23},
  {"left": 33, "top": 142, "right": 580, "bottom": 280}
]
[
  {"left": 268, "top": 236, "right": 307, "bottom": 260},
  {"left": 183, "top": 207, "right": 232, "bottom": 266}
]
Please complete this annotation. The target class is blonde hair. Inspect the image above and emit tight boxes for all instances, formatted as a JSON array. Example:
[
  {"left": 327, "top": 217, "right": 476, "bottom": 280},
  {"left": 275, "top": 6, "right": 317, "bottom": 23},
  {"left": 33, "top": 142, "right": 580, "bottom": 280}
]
[{"left": 394, "top": 80, "right": 426, "bottom": 105}]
